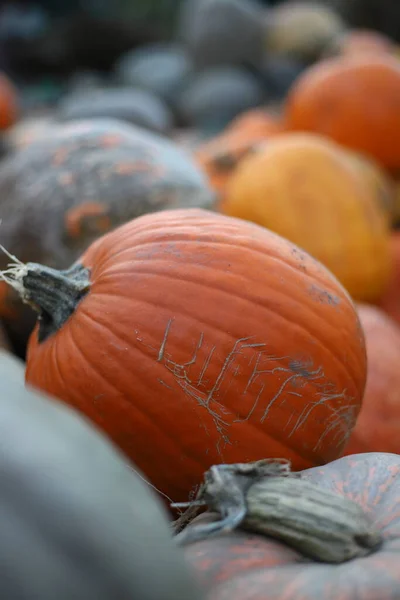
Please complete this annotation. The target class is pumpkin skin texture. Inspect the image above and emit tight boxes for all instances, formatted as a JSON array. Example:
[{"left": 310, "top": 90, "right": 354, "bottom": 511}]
[
  {"left": 20, "top": 208, "right": 367, "bottom": 503},
  {"left": 0, "top": 118, "right": 214, "bottom": 358},
  {"left": 183, "top": 452, "right": 400, "bottom": 600},
  {"left": 221, "top": 133, "right": 391, "bottom": 303},
  {"left": 344, "top": 304, "right": 400, "bottom": 455},
  {"left": 284, "top": 55, "right": 400, "bottom": 170},
  {"left": 0, "top": 351, "right": 203, "bottom": 600}
]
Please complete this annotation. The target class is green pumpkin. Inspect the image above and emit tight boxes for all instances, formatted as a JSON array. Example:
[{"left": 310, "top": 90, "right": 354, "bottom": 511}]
[{"left": 0, "top": 352, "right": 203, "bottom": 600}]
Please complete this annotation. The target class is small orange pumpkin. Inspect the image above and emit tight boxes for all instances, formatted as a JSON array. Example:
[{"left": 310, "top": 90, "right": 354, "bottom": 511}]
[
  {"left": 344, "top": 304, "right": 400, "bottom": 455},
  {"left": 196, "top": 109, "right": 283, "bottom": 199},
  {"left": 221, "top": 132, "right": 392, "bottom": 302},
  {"left": 1, "top": 209, "right": 366, "bottom": 502},
  {"left": 284, "top": 55, "right": 400, "bottom": 170}
]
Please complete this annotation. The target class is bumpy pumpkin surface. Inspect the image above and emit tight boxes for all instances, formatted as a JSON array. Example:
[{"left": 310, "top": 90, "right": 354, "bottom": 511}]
[
  {"left": 183, "top": 453, "right": 400, "bottom": 599},
  {"left": 284, "top": 55, "right": 400, "bottom": 170},
  {"left": 222, "top": 133, "right": 391, "bottom": 302},
  {"left": 6, "top": 208, "right": 367, "bottom": 502},
  {"left": 344, "top": 304, "right": 400, "bottom": 455},
  {"left": 0, "top": 351, "right": 203, "bottom": 600},
  {"left": 0, "top": 118, "right": 214, "bottom": 356}
]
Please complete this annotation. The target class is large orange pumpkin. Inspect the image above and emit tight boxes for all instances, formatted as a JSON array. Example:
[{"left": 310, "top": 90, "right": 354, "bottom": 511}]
[
  {"left": 344, "top": 304, "right": 400, "bottom": 455},
  {"left": 2, "top": 209, "right": 366, "bottom": 502},
  {"left": 221, "top": 133, "right": 391, "bottom": 302},
  {"left": 284, "top": 55, "right": 400, "bottom": 170}
]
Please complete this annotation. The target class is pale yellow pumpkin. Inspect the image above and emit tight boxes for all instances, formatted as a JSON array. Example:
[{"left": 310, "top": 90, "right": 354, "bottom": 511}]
[{"left": 222, "top": 132, "right": 391, "bottom": 302}]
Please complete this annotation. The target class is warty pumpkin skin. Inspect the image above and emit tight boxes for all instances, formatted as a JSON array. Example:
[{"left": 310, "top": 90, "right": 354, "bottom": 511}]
[
  {"left": 183, "top": 452, "right": 400, "bottom": 600},
  {"left": 5, "top": 208, "right": 368, "bottom": 503},
  {"left": 0, "top": 351, "right": 203, "bottom": 600},
  {"left": 0, "top": 118, "right": 214, "bottom": 358},
  {"left": 284, "top": 55, "right": 400, "bottom": 170},
  {"left": 221, "top": 133, "right": 391, "bottom": 303},
  {"left": 344, "top": 304, "right": 400, "bottom": 455}
]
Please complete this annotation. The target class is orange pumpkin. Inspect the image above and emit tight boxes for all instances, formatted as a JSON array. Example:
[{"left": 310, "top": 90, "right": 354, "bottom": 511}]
[
  {"left": 2, "top": 209, "right": 366, "bottom": 502},
  {"left": 196, "top": 109, "right": 283, "bottom": 199},
  {"left": 284, "top": 55, "right": 400, "bottom": 170},
  {"left": 378, "top": 232, "right": 400, "bottom": 325},
  {"left": 221, "top": 133, "right": 392, "bottom": 302},
  {"left": 344, "top": 304, "right": 400, "bottom": 455},
  {"left": 0, "top": 73, "right": 18, "bottom": 131}
]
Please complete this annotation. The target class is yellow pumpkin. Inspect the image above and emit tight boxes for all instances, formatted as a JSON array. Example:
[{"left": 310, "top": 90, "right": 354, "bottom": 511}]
[{"left": 221, "top": 133, "right": 391, "bottom": 302}]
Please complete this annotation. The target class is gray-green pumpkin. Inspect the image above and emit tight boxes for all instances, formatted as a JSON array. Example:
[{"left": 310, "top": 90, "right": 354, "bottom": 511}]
[{"left": 0, "top": 351, "right": 204, "bottom": 600}]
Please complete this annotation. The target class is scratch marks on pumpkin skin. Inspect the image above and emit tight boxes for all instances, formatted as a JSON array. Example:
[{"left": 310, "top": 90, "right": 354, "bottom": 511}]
[
  {"left": 157, "top": 317, "right": 173, "bottom": 361},
  {"left": 155, "top": 320, "right": 355, "bottom": 457}
]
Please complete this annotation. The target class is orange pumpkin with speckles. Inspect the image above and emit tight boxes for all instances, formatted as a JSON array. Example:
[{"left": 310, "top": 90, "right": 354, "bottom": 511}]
[
  {"left": 221, "top": 133, "right": 392, "bottom": 302},
  {"left": 4, "top": 208, "right": 366, "bottom": 502},
  {"left": 284, "top": 55, "right": 400, "bottom": 170}
]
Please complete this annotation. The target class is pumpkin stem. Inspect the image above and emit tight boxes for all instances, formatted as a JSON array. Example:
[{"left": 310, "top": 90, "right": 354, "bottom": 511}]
[
  {"left": 0, "top": 252, "right": 90, "bottom": 342},
  {"left": 174, "top": 459, "right": 383, "bottom": 564}
]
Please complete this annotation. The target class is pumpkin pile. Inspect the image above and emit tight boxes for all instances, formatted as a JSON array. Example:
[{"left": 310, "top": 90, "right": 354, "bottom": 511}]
[{"left": 0, "top": 0, "right": 400, "bottom": 595}]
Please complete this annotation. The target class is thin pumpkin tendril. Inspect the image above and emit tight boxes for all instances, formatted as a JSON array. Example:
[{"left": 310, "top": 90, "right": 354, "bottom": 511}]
[{"left": 0, "top": 246, "right": 29, "bottom": 300}]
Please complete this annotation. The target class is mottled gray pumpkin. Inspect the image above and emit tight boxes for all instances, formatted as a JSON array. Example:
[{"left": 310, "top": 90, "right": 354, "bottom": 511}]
[
  {"left": 0, "top": 118, "right": 215, "bottom": 357},
  {"left": 0, "top": 351, "right": 204, "bottom": 600}
]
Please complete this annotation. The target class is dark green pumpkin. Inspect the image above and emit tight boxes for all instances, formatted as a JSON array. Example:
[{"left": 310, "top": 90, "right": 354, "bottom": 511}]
[{"left": 0, "top": 351, "right": 203, "bottom": 600}]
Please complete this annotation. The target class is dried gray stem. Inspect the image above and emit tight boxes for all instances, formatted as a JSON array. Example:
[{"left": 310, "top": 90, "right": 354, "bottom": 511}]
[
  {"left": 0, "top": 256, "right": 91, "bottom": 342},
  {"left": 174, "top": 459, "right": 383, "bottom": 563}
]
